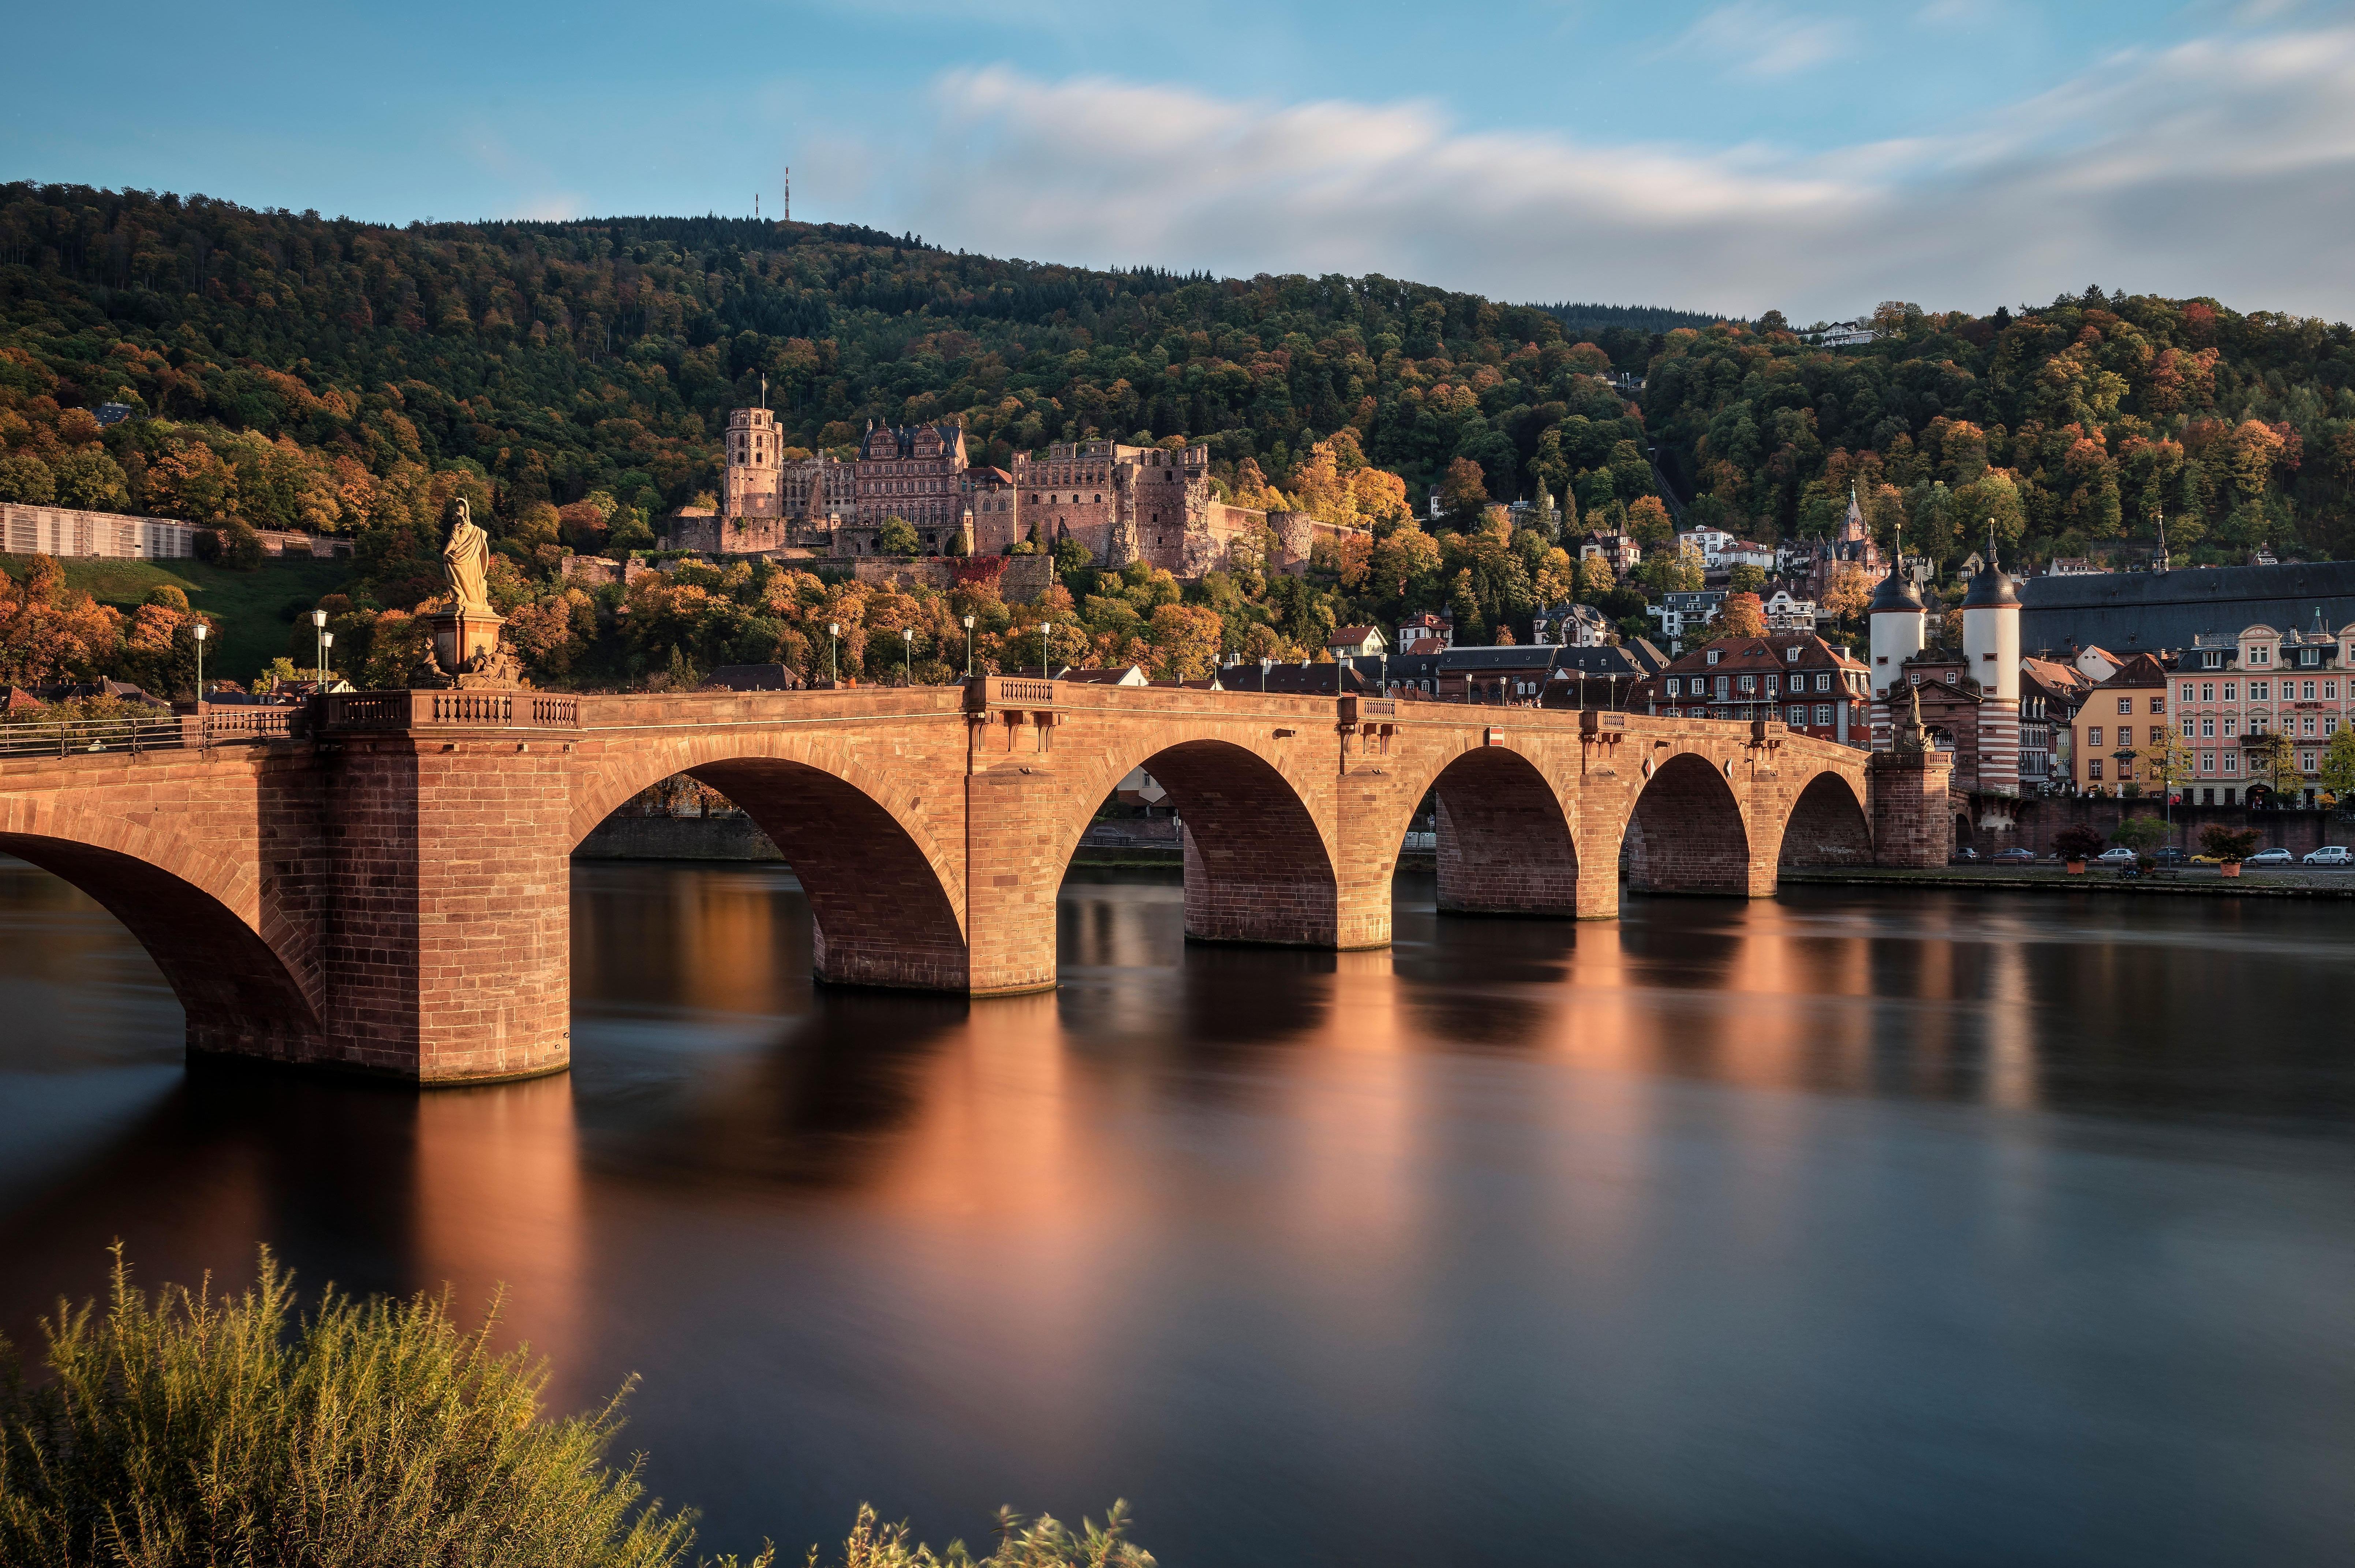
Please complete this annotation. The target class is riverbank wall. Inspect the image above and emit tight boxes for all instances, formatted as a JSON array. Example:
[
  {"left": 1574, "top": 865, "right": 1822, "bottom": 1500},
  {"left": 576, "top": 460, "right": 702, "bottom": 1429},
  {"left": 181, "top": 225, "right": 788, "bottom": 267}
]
[{"left": 2005, "top": 798, "right": 2351, "bottom": 858}]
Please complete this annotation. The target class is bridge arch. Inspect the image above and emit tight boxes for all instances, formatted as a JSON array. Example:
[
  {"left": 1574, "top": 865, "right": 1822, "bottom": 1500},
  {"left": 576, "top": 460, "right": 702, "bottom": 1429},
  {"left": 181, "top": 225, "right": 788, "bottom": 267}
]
[
  {"left": 0, "top": 801, "right": 323, "bottom": 1060},
  {"left": 1423, "top": 746, "right": 1581, "bottom": 917},
  {"left": 570, "top": 736, "right": 969, "bottom": 991},
  {"left": 1054, "top": 736, "right": 1338, "bottom": 946},
  {"left": 1622, "top": 750, "right": 1756, "bottom": 896},
  {"left": 1775, "top": 768, "right": 1875, "bottom": 868}
]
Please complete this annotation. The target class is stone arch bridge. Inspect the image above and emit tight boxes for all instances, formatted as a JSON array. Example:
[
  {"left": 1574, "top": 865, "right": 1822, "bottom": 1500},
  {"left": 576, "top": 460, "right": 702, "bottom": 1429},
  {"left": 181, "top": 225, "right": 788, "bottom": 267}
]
[{"left": 0, "top": 680, "right": 1949, "bottom": 1084}]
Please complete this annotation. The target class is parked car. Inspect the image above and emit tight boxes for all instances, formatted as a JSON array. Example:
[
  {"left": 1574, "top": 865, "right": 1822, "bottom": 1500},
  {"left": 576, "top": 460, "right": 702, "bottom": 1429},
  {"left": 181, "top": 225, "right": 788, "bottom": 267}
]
[
  {"left": 2094, "top": 846, "right": 2139, "bottom": 863},
  {"left": 2246, "top": 847, "right": 2295, "bottom": 865},
  {"left": 1949, "top": 846, "right": 1980, "bottom": 863},
  {"left": 2189, "top": 853, "right": 2222, "bottom": 866},
  {"left": 2153, "top": 846, "right": 2189, "bottom": 866},
  {"left": 2302, "top": 845, "right": 2352, "bottom": 866},
  {"left": 1993, "top": 846, "right": 2039, "bottom": 863}
]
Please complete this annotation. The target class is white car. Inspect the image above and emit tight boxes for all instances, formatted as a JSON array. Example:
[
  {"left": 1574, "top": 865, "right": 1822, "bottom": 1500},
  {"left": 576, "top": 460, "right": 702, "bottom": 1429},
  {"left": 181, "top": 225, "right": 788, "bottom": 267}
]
[
  {"left": 2246, "top": 847, "right": 2295, "bottom": 865},
  {"left": 2094, "top": 846, "right": 2140, "bottom": 863},
  {"left": 2302, "top": 845, "right": 2352, "bottom": 866}
]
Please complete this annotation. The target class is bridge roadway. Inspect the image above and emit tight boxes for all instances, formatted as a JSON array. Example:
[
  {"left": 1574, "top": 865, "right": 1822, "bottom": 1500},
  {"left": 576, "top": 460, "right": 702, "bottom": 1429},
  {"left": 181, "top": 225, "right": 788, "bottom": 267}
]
[{"left": 0, "top": 677, "right": 1950, "bottom": 1084}]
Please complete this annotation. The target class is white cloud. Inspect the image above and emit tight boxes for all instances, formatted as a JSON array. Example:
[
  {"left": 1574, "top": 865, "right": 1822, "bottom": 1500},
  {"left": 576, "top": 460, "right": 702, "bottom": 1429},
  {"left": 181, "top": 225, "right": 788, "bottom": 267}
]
[
  {"left": 1676, "top": 2, "right": 1856, "bottom": 77},
  {"left": 873, "top": 26, "right": 2355, "bottom": 321}
]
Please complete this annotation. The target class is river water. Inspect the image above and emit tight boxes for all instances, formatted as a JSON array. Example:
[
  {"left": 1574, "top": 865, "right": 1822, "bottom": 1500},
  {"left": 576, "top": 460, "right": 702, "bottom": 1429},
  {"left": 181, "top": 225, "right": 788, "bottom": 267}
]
[{"left": 1, "top": 858, "right": 2351, "bottom": 1565}]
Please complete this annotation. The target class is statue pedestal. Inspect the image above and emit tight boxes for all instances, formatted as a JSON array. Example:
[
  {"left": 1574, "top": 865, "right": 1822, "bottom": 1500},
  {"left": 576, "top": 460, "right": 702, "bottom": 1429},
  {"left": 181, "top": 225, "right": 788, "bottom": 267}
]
[{"left": 426, "top": 609, "right": 521, "bottom": 688}]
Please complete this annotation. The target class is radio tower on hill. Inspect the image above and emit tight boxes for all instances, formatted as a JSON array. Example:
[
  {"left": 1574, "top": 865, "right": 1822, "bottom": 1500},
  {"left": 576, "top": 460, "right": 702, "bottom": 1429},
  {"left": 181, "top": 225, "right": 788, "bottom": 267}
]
[{"left": 781, "top": 166, "right": 790, "bottom": 224}]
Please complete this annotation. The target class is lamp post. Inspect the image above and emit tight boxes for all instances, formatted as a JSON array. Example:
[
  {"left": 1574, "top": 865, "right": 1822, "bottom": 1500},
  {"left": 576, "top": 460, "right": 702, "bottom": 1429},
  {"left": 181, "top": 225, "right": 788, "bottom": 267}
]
[
  {"left": 1260, "top": 656, "right": 1271, "bottom": 693},
  {"left": 962, "top": 614, "right": 975, "bottom": 679},
  {"left": 827, "top": 622, "right": 840, "bottom": 688},
  {"left": 319, "top": 632, "right": 333, "bottom": 686},
  {"left": 1038, "top": 621, "right": 1054, "bottom": 680},
  {"left": 311, "top": 607, "right": 328, "bottom": 684},
  {"left": 192, "top": 621, "right": 208, "bottom": 708},
  {"left": 901, "top": 626, "right": 913, "bottom": 686}
]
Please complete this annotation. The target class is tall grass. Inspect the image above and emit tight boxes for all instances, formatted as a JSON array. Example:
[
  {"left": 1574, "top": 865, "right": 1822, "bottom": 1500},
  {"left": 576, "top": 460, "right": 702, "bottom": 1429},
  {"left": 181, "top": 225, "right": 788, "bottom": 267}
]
[{"left": 0, "top": 1249, "right": 1152, "bottom": 1568}]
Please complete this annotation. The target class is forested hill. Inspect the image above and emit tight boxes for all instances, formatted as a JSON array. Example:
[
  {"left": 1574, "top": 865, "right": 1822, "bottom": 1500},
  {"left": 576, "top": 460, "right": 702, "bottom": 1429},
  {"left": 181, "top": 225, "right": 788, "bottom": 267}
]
[{"left": 3, "top": 179, "right": 2354, "bottom": 572}]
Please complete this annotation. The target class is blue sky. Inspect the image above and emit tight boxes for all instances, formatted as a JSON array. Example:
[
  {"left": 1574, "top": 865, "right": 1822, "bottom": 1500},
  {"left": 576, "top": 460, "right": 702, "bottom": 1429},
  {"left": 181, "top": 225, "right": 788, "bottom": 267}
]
[{"left": 8, "top": 0, "right": 2355, "bottom": 319}]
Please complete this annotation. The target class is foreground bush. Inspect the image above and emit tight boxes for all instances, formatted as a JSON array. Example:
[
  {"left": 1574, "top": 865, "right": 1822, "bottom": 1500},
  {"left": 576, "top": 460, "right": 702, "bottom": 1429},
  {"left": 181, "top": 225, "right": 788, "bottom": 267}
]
[{"left": 0, "top": 1251, "right": 1150, "bottom": 1568}]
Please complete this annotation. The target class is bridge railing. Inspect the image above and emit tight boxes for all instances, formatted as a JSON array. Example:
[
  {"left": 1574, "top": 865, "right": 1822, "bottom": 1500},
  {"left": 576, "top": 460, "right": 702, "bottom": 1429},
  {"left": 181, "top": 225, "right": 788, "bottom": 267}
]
[
  {"left": 321, "top": 691, "right": 583, "bottom": 731},
  {"left": 0, "top": 706, "right": 296, "bottom": 759}
]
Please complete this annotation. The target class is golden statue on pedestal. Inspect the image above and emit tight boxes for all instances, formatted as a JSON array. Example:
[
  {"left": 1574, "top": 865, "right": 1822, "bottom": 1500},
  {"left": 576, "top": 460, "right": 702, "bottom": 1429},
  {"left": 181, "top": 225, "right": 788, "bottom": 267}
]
[{"left": 442, "top": 497, "right": 493, "bottom": 617}]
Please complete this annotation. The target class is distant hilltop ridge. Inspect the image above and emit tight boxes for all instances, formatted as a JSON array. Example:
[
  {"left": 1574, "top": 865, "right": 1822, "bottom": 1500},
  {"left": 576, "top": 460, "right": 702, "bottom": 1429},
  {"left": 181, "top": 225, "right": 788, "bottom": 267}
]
[{"left": 0, "top": 179, "right": 2349, "bottom": 587}]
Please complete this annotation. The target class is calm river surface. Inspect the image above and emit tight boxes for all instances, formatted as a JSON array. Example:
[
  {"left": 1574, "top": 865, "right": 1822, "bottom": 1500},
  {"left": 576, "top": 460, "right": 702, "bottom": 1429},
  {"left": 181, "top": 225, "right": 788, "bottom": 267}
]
[{"left": 2, "top": 858, "right": 2352, "bottom": 1565}]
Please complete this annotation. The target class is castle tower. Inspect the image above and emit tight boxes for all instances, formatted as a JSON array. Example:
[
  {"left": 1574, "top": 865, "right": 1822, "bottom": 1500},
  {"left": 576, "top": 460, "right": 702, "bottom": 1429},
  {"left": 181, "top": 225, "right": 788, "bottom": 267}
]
[
  {"left": 1867, "top": 530, "right": 1927, "bottom": 751},
  {"left": 1960, "top": 528, "right": 2021, "bottom": 794},
  {"left": 1106, "top": 462, "right": 1141, "bottom": 569},
  {"left": 723, "top": 407, "right": 782, "bottom": 521}
]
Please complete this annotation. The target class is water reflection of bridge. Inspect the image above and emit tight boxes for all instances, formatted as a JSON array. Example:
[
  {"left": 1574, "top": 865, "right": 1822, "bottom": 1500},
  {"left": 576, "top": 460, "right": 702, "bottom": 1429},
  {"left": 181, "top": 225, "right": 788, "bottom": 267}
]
[{"left": 0, "top": 679, "right": 1946, "bottom": 1083}]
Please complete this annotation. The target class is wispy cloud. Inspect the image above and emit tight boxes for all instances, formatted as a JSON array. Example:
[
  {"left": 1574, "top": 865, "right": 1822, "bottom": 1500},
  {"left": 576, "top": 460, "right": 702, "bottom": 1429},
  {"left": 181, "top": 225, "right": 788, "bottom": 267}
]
[
  {"left": 877, "top": 24, "right": 2355, "bottom": 320},
  {"left": 1677, "top": 2, "right": 1857, "bottom": 77}
]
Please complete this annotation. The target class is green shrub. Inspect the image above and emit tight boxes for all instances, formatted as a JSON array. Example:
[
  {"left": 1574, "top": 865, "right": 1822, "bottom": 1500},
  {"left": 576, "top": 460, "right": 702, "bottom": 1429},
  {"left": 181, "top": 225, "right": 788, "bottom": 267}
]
[
  {"left": 0, "top": 1251, "right": 1152, "bottom": 1568},
  {"left": 2199, "top": 825, "right": 2262, "bottom": 862}
]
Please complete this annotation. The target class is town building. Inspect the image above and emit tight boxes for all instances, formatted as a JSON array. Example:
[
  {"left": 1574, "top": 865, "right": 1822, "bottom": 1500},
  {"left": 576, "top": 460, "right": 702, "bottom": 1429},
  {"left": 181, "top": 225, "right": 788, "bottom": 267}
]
[
  {"left": 1788, "top": 488, "right": 1884, "bottom": 602},
  {"left": 1397, "top": 611, "right": 1451, "bottom": 653},
  {"left": 2019, "top": 558, "right": 2355, "bottom": 654},
  {"left": 1761, "top": 588, "right": 1820, "bottom": 632},
  {"left": 1328, "top": 626, "right": 1387, "bottom": 658},
  {"left": 1640, "top": 633, "right": 1870, "bottom": 746},
  {"left": 1, "top": 502, "right": 347, "bottom": 560},
  {"left": 2018, "top": 658, "right": 2092, "bottom": 791},
  {"left": 1575, "top": 530, "right": 1642, "bottom": 576},
  {"left": 2162, "top": 614, "right": 2355, "bottom": 805},
  {"left": 1531, "top": 602, "right": 1611, "bottom": 647},
  {"left": 2068, "top": 653, "right": 2171, "bottom": 796},
  {"left": 1648, "top": 589, "right": 1726, "bottom": 642}
]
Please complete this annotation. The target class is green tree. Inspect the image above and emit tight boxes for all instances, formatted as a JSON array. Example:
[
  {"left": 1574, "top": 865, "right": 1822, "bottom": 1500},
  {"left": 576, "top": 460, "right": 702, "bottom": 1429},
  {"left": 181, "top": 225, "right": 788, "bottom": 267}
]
[
  {"left": 878, "top": 515, "right": 920, "bottom": 556},
  {"left": 2111, "top": 814, "right": 2168, "bottom": 859},
  {"left": 2250, "top": 731, "right": 2304, "bottom": 798},
  {"left": 2138, "top": 723, "right": 2194, "bottom": 801},
  {"left": 1728, "top": 562, "right": 1767, "bottom": 595},
  {"left": 2320, "top": 727, "right": 2355, "bottom": 805},
  {"left": 0, "top": 453, "right": 55, "bottom": 505},
  {"left": 1574, "top": 552, "right": 1614, "bottom": 601},
  {"left": 51, "top": 447, "right": 131, "bottom": 510}
]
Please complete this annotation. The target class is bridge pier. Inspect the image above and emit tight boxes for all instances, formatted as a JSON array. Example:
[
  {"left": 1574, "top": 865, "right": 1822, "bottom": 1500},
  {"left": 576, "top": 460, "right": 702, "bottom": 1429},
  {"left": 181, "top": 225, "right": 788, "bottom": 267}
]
[{"left": 323, "top": 736, "right": 576, "bottom": 1084}]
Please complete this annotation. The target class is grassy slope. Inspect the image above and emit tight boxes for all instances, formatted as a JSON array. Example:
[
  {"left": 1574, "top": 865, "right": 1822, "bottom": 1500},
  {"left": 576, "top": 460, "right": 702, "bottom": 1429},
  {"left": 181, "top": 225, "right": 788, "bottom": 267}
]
[{"left": 1, "top": 553, "right": 355, "bottom": 685}]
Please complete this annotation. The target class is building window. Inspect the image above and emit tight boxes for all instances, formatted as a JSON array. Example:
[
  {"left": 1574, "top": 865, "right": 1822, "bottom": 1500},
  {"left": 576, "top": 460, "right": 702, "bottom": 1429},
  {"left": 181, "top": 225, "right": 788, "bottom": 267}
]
[
  {"left": 2227, "top": 682, "right": 2241, "bottom": 701},
  {"left": 1787, "top": 646, "right": 1801, "bottom": 663},
  {"left": 2117, "top": 697, "right": 2132, "bottom": 714},
  {"left": 2224, "top": 753, "right": 2239, "bottom": 774},
  {"left": 2302, "top": 716, "right": 2318, "bottom": 735},
  {"left": 1788, "top": 704, "right": 1806, "bottom": 725},
  {"left": 2183, "top": 718, "right": 2197, "bottom": 739},
  {"left": 1738, "top": 675, "right": 1757, "bottom": 694},
  {"left": 2089, "top": 727, "right": 2103, "bottom": 747},
  {"left": 2302, "top": 752, "right": 2318, "bottom": 771},
  {"left": 2119, "top": 726, "right": 2135, "bottom": 747},
  {"left": 2089, "top": 759, "right": 2104, "bottom": 779},
  {"left": 2201, "top": 753, "right": 2215, "bottom": 772},
  {"left": 1716, "top": 676, "right": 1730, "bottom": 699},
  {"left": 1667, "top": 677, "right": 1682, "bottom": 696},
  {"left": 2329, "top": 717, "right": 2341, "bottom": 736},
  {"left": 1814, "top": 704, "right": 1833, "bottom": 726},
  {"left": 2328, "top": 682, "right": 2340, "bottom": 700},
  {"left": 2201, "top": 718, "right": 2214, "bottom": 738},
  {"left": 1707, "top": 650, "right": 1720, "bottom": 665},
  {"left": 1946, "top": 670, "right": 1958, "bottom": 684}
]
